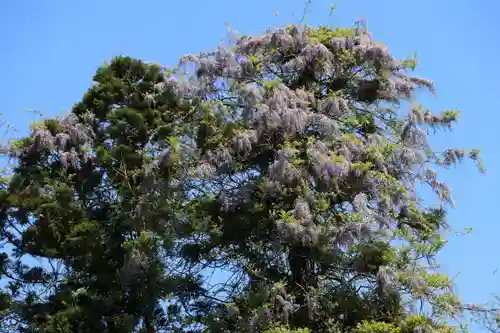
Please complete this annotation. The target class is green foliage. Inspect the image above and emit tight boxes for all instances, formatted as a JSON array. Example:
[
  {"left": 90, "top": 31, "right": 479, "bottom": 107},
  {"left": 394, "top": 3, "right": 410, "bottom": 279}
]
[{"left": 264, "top": 327, "right": 311, "bottom": 333}]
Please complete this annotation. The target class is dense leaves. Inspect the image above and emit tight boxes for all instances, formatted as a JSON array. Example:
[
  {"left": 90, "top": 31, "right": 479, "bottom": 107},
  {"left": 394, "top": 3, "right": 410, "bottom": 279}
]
[{"left": 0, "top": 21, "right": 484, "bottom": 333}]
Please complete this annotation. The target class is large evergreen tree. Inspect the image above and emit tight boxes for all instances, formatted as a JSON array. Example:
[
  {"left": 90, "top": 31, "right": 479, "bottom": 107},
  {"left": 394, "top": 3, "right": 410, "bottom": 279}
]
[{"left": 0, "top": 20, "right": 484, "bottom": 332}]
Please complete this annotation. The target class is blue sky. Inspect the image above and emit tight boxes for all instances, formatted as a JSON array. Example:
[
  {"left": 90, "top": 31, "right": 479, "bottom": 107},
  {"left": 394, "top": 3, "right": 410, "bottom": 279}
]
[{"left": 1, "top": 0, "right": 498, "bottom": 331}]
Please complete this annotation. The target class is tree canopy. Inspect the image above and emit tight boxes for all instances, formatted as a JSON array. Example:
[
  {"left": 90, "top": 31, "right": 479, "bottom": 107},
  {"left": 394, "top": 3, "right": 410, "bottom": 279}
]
[{"left": 0, "top": 19, "right": 485, "bottom": 333}]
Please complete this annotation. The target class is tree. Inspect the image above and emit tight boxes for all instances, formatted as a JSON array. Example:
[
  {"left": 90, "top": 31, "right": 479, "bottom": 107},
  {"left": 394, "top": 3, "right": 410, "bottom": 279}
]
[{"left": 0, "top": 19, "right": 484, "bottom": 333}]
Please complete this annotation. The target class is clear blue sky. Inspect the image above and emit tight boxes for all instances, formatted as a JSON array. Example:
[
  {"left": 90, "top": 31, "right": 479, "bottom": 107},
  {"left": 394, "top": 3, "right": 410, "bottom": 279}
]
[{"left": 1, "top": 0, "right": 498, "bottom": 331}]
